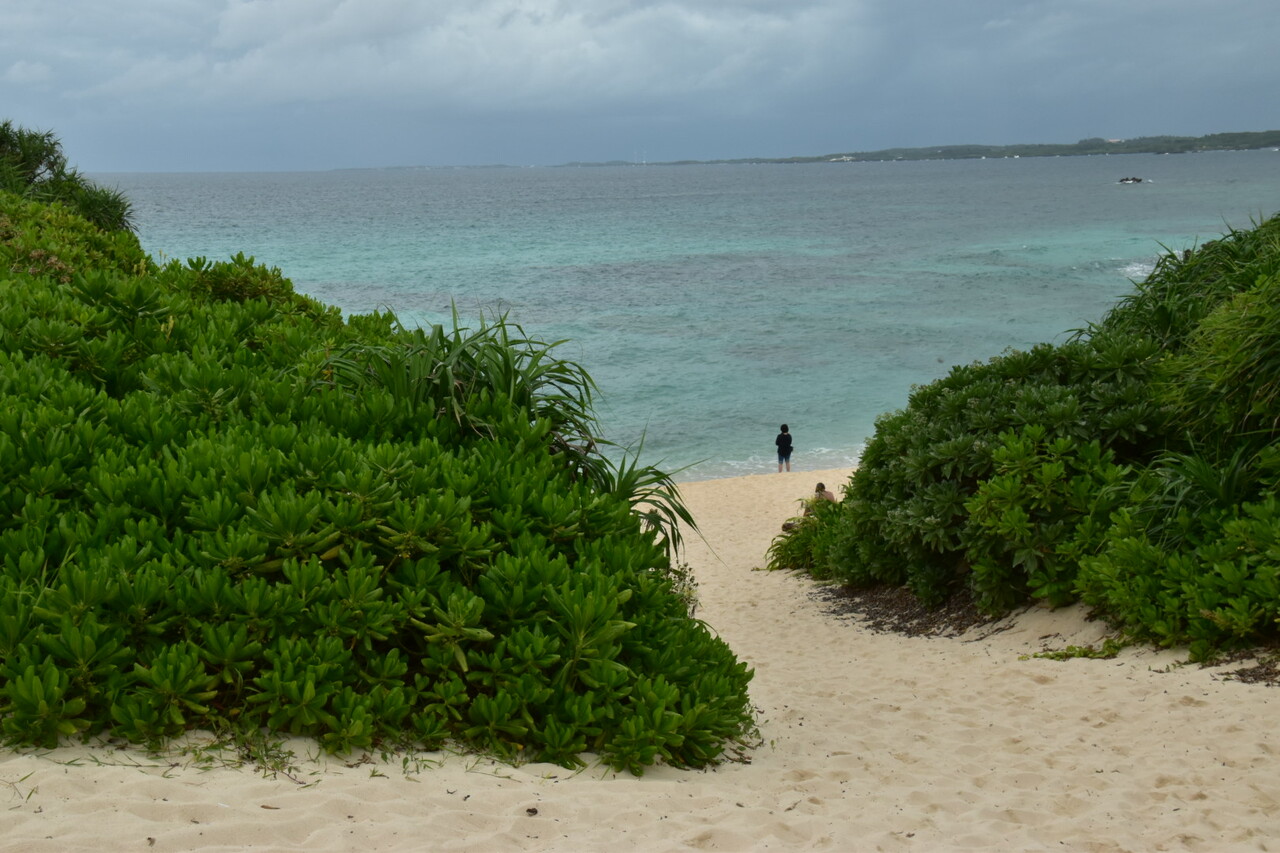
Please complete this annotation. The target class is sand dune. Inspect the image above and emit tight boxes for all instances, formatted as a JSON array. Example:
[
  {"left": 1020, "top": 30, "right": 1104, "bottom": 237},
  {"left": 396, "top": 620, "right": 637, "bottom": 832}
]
[{"left": 4, "top": 468, "right": 1278, "bottom": 852}]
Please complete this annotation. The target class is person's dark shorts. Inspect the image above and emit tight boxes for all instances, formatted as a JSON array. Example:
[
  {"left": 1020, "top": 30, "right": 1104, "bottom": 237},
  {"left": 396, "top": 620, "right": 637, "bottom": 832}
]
[{"left": 778, "top": 449, "right": 792, "bottom": 463}]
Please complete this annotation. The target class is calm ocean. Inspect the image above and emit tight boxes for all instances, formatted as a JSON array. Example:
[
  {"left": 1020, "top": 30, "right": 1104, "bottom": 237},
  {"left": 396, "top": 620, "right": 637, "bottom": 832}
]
[{"left": 98, "top": 150, "right": 1280, "bottom": 481}]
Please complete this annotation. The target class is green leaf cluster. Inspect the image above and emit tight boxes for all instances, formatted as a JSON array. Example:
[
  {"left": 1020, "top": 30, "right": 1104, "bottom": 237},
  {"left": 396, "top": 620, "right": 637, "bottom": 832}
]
[
  {"left": 0, "top": 168, "right": 753, "bottom": 771},
  {"left": 771, "top": 212, "right": 1280, "bottom": 660},
  {"left": 0, "top": 120, "right": 135, "bottom": 233}
]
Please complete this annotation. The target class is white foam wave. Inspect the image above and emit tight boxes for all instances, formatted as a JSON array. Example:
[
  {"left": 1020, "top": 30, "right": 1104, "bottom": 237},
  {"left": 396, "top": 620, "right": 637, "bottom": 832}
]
[
  {"left": 676, "top": 447, "right": 864, "bottom": 482},
  {"left": 1120, "top": 260, "right": 1156, "bottom": 281}
]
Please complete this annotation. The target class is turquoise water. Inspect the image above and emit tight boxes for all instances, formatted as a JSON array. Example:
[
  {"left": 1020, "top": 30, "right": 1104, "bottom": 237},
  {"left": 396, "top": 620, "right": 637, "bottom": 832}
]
[{"left": 99, "top": 150, "right": 1280, "bottom": 480}]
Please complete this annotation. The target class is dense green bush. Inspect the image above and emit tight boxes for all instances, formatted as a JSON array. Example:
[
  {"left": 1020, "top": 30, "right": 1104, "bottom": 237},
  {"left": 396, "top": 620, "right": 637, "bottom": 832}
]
[
  {"left": 770, "top": 213, "right": 1280, "bottom": 659},
  {"left": 963, "top": 428, "right": 1130, "bottom": 613},
  {"left": 1, "top": 193, "right": 147, "bottom": 285},
  {"left": 0, "top": 174, "right": 754, "bottom": 772},
  {"left": 775, "top": 332, "right": 1162, "bottom": 605}
]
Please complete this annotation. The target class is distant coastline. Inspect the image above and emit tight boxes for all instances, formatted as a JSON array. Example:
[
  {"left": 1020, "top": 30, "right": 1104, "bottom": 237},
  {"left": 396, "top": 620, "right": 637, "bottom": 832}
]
[
  {"left": 559, "top": 129, "right": 1280, "bottom": 168},
  {"left": 327, "top": 130, "right": 1280, "bottom": 172}
]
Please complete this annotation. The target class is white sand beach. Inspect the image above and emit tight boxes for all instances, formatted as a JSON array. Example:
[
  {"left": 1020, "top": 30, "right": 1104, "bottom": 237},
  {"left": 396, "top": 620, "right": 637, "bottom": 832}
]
[{"left": 3, "top": 468, "right": 1278, "bottom": 852}]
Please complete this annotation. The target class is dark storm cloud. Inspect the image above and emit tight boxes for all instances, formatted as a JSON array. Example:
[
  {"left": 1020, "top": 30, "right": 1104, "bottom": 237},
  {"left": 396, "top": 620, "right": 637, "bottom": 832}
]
[{"left": 1, "top": 0, "right": 1276, "bottom": 170}]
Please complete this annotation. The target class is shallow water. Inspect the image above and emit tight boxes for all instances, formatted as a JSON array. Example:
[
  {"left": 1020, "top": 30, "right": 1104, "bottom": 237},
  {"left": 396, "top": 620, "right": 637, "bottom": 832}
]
[{"left": 99, "top": 149, "right": 1280, "bottom": 480}]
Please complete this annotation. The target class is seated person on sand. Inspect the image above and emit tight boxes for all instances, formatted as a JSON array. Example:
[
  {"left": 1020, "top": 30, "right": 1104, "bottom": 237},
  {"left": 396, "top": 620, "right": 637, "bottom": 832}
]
[
  {"left": 803, "top": 482, "right": 838, "bottom": 515},
  {"left": 783, "top": 483, "right": 839, "bottom": 529}
]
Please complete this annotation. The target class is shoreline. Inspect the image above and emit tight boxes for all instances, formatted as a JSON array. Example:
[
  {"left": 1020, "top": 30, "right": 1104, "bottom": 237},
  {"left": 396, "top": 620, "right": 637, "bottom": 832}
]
[
  {"left": 5, "top": 468, "right": 1278, "bottom": 851},
  {"left": 670, "top": 456, "right": 863, "bottom": 485}
]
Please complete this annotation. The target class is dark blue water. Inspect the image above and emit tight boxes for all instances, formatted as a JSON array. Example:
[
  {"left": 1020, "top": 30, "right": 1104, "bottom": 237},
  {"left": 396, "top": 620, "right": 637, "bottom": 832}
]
[{"left": 98, "top": 150, "right": 1280, "bottom": 479}]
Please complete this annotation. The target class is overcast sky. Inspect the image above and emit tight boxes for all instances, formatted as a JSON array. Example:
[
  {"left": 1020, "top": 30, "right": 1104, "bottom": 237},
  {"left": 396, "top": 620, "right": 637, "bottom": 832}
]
[{"left": 4, "top": 0, "right": 1277, "bottom": 172}]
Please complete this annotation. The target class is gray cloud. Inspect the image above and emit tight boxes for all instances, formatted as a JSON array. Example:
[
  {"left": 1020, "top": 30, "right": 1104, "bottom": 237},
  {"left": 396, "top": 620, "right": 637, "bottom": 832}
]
[{"left": 2, "top": 0, "right": 1276, "bottom": 170}]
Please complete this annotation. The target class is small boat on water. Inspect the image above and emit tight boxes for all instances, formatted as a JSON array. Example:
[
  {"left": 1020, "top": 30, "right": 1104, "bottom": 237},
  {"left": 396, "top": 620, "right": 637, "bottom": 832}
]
[{"left": 1118, "top": 176, "right": 1143, "bottom": 184}]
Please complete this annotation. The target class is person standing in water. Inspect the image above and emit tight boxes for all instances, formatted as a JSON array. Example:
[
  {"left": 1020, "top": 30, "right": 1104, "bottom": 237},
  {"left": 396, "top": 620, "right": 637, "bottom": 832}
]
[{"left": 775, "top": 424, "right": 793, "bottom": 473}]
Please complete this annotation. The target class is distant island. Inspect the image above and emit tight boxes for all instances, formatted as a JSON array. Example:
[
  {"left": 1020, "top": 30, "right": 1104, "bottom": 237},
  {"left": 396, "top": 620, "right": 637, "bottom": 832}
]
[{"left": 560, "top": 129, "right": 1280, "bottom": 167}]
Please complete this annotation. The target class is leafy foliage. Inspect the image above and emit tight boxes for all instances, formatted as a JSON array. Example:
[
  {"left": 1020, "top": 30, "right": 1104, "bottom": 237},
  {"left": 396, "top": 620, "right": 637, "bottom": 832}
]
[
  {"left": 766, "top": 498, "right": 843, "bottom": 579},
  {"left": 0, "top": 157, "right": 754, "bottom": 772},
  {"left": 770, "top": 212, "right": 1280, "bottom": 659},
  {"left": 0, "top": 121, "right": 134, "bottom": 233},
  {"left": 963, "top": 429, "right": 1129, "bottom": 613}
]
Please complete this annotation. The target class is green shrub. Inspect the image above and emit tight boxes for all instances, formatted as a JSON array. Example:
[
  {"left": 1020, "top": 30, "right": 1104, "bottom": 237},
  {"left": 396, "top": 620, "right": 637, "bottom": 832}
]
[
  {"left": 1, "top": 120, "right": 135, "bottom": 233},
  {"left": 770, "top": 211, "right": 1280, "bottom": 661},
  {"left": 766, "top": 498, "right": 843, "bottom": 579},
  {"left": 962, "top": 428, "right": 1129, "bottom": 613},
  {"left": 1096, "top": 217, "right": 1280, "bottom": 351},
  {"left": 0, "top": 175, "right": 755, "bottom": 774},
  {"left": 1076, "top": 443, "right": 1280, "bottom": 659},
  {"left": 1158, "top": 272, "right": 1280, "bottom": 455},
  {"left": 781, "top": 333, "right": 1161, "bottom": 606},
  {"left": 1, "top": 192, "right": 147, "bottom": 282}
]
